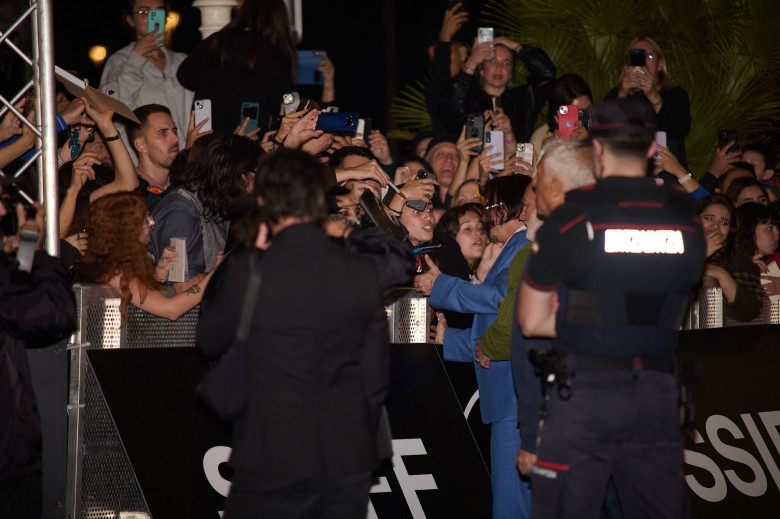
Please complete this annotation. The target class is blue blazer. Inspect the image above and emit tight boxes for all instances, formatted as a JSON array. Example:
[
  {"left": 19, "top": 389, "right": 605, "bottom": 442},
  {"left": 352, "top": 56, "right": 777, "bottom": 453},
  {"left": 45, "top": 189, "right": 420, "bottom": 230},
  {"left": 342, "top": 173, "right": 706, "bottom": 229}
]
[{"left": 430, "top": 229, "right": 529, "bottom": 424}]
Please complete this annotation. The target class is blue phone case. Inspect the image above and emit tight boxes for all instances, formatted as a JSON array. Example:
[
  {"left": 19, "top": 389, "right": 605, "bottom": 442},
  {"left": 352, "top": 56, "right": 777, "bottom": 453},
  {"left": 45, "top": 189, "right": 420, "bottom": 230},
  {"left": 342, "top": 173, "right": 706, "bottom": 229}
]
[
  {"left": 315, "top": 112, "right": 359, "bottom": 133},
  {"left": 296, "top": 50, "right": 325, "bottom": 85}
]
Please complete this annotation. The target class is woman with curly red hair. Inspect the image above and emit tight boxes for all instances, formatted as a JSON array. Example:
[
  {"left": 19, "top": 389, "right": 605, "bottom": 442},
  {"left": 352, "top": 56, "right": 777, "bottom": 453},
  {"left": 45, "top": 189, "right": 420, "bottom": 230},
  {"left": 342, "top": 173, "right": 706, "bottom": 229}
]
[{"left": 71, "top": 192, "right": 217, "bottom": 321}]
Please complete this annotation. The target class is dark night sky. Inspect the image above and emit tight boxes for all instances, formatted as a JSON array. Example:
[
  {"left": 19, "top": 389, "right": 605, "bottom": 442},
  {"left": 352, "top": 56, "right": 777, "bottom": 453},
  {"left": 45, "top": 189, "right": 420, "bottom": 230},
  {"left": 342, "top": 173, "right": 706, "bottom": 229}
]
[{"left": 35, "top": 0, "right": 486, "bottom": 134}]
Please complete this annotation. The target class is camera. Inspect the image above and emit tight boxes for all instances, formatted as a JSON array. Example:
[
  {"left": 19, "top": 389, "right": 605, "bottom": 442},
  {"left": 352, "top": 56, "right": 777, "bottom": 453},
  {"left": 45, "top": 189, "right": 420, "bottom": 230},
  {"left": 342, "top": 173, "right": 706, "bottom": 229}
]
[
  {"left": 416, "top": 169, "right": 437, "bottom": 180},
  {"left": 0, "top": 194, "right": 36, "bottom": 237},
  {"left": 578, "top": 108, "right": 592, "bottom": 130}
]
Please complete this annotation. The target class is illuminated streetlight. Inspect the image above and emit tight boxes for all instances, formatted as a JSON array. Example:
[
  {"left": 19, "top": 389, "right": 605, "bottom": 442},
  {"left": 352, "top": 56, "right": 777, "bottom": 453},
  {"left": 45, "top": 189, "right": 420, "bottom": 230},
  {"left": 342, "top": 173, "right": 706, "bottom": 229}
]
[{"left": 88, "top": 45, "right": 107, "bottom": 66}]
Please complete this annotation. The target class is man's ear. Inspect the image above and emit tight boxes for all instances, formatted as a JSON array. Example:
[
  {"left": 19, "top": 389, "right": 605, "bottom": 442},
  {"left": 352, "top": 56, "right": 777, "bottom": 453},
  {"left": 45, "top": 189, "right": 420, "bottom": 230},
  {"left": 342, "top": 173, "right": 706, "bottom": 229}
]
[{"left": 134, "top": 136, "right": 146, "bottom": 154}]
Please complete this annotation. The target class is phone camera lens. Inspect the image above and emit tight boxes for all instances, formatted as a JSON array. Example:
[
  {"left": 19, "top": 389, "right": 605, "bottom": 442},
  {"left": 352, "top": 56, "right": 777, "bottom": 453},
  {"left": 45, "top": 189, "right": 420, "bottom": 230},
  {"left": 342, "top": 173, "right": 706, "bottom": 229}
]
[{"left": 345, "top": 116, "right": 354, "bottom": 126}]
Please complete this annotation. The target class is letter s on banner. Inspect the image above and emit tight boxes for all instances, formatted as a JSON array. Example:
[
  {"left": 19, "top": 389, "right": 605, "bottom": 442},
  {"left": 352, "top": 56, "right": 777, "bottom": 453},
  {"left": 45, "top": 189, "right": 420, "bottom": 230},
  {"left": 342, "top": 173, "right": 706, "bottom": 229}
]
[{"left": 204, "top": 446, "right": 233, "bottom": 498}]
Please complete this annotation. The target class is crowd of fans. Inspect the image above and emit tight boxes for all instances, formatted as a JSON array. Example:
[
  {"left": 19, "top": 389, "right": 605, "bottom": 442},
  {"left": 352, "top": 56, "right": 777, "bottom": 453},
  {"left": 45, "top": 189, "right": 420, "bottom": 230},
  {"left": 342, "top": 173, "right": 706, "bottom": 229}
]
[{"left": 1, "top": 0, "right": 779, "bottom": 517}]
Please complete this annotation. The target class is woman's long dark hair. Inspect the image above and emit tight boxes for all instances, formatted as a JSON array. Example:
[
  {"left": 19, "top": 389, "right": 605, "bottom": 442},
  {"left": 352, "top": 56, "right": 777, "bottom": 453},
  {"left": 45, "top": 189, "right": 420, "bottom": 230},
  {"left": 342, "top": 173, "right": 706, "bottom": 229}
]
[
  {"left": 733, "top": 202, "right": 779, "bottom": 256},
  {"left": 212, "top": 0, "right": 296, "bottom": 79}
]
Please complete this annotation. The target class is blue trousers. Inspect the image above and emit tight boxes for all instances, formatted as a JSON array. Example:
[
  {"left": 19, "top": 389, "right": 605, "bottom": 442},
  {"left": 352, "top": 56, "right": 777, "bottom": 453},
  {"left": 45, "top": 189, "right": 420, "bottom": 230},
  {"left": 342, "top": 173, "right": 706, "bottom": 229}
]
[{"left": 491, "top": 417, "right": 532, "bottom": 518}]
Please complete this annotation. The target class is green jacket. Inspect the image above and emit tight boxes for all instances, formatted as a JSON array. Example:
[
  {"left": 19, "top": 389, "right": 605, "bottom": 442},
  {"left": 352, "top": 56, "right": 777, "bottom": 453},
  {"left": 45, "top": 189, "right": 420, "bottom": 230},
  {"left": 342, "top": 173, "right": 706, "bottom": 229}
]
[{"left": 481, "top": 243, "right": 533, "bottom": 360}]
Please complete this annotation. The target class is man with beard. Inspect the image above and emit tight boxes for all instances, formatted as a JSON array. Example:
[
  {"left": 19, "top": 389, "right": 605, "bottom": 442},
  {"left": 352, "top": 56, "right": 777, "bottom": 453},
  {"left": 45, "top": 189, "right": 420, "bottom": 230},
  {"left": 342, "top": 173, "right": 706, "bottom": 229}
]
[{"left": 129, "top": 104, "right": 180, "bottom": 211}]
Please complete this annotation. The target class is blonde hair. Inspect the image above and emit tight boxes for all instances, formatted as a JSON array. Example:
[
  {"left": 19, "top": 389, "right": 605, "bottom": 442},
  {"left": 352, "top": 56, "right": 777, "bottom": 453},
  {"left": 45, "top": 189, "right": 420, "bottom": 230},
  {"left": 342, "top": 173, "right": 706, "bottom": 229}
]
[{"left": 617, "top": 36, "right": 671, "bottom": 91}]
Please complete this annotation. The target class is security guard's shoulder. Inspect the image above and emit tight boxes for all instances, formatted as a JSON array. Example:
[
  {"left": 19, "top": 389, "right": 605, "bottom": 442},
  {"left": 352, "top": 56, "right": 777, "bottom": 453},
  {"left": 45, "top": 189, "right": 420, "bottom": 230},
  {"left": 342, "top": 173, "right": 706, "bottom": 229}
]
[{"left": 543, "top": 198, "right": 590, "bottom": 237}]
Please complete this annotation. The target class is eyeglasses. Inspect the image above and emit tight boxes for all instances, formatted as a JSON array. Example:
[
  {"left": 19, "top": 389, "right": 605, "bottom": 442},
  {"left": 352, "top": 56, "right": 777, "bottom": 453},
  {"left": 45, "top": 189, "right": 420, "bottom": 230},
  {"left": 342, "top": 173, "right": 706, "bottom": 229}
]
[{"left": 134, "top": 8, "right": 166, "bottom": 16}]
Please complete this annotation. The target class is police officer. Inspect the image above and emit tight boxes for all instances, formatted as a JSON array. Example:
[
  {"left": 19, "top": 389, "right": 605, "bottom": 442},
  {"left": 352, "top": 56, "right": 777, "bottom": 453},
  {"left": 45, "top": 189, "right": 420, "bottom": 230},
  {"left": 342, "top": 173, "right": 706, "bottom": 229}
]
[{"left": 516, "top": 96, "right": 705, "bottom": 519}]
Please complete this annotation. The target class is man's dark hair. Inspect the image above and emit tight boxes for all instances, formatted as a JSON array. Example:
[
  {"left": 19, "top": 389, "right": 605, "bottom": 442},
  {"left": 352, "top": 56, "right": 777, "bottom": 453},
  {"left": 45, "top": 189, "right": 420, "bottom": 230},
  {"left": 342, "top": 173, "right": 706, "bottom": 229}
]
[
  {"left": 547, "top": 74, "right": 593, "bottom": 130},
  {"left": 255, "top": 148, "right": 330, "bottom": 224},
  {"left": 483, "top": 174, "right": 530, "bottom": 228},
  {"left": 590, "top": 97, "right": 656, "bottom": 161},
  {"left": 328, "top": 146, "right": 377, "bottom": 168},
  {"left": 743, "top": 143, "right": 777, "bottom": 171},
  {"left": 725, "top": 176, "right": 768, "bottom": 206},
  {"left": 178, "top": 134, "right": 262, "bottom": 220},
  {"left": 128, "top": 103, "right": 172, "bottom": 142}
]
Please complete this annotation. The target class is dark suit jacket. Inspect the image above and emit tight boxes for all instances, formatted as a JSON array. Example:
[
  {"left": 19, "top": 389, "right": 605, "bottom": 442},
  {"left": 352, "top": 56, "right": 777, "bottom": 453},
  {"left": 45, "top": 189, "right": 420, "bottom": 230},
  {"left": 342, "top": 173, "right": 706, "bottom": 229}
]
[{"left": 197, "top": 223, "right": 389, "bottom": 490}]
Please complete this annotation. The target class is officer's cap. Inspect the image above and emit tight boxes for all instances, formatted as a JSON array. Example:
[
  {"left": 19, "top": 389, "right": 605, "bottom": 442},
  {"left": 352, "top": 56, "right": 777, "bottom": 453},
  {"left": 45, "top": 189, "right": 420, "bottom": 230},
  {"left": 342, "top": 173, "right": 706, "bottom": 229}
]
[{"left": 589, "top": 96, "right": 656, "bottom": 139}]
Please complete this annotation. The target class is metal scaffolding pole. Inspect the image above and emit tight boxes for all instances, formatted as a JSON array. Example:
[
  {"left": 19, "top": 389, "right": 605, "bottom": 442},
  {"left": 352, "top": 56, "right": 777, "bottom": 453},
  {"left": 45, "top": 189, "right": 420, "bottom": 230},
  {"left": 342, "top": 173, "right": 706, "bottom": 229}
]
[
  {"left": 0, "top": 1, "right": 58, "bottom": 255},
  {"left": 33, "top": 0, "right": 59, "bottom": 255}
]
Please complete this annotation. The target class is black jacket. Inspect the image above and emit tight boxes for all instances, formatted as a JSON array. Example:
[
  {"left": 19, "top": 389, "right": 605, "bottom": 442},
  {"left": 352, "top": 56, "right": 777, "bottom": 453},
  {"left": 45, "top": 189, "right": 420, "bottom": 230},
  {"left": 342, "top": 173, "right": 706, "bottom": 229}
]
[
  {"left": 0, "top": 251, "right": 76, "bottom": 482},
  {"left": 436, "top": 45, "right": 556, "bottom": 142},
  {"left": 197, "top": 224, "right": 389, "bottom": 490}
]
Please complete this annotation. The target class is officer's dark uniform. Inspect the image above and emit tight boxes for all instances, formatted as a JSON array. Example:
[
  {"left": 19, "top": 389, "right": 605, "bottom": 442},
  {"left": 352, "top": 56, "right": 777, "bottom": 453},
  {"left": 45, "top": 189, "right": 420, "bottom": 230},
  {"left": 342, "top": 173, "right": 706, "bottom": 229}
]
[{"left": 522, "top": 99, "right": 705, "bottom": 519}]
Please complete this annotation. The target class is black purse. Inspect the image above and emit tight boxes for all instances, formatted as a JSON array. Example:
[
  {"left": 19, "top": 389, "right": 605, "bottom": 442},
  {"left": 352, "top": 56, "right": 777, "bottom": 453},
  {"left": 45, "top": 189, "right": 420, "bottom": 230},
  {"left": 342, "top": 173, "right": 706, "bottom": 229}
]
[{"left": 198, "top": 252, "right": 262, "bottom": 421}]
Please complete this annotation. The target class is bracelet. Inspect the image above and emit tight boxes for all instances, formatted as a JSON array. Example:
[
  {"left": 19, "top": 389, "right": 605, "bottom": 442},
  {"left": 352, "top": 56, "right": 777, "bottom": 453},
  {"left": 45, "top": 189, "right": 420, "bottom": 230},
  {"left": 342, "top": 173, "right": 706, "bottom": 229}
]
[
  {"left": 104, "top": 133, "right": 121, "bottom": 142},
  {"left": 463, "top": 65, "right": 475, "bottom": 74},
  {"left": 387, "top": 207, "right": 402, "bottom": 215},
  {"left": 678, "top": 172, "right": 694, "bottom": 184},
  {"left": 271, "top": 132, "right": 288, "bottom": 148}
]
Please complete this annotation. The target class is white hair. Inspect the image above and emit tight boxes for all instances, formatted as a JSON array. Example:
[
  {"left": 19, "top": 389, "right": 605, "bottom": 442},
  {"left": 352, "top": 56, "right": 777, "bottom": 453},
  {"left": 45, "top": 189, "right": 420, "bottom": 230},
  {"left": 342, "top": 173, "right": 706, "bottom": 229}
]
[{"left": 537, "top": 139, "right": 595, "bottom": 191}]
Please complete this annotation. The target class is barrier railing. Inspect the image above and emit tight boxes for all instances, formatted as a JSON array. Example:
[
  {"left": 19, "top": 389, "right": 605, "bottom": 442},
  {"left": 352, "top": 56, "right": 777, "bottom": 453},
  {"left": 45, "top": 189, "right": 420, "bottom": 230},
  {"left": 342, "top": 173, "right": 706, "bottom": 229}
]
[{"left": 65, "top": 283, "right": 433, "bottom": 518}]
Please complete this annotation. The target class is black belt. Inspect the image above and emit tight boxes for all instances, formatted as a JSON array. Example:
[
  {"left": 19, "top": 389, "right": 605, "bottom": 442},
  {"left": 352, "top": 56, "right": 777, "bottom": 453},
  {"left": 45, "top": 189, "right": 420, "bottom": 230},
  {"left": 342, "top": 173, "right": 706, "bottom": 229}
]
[{"left": 566, "top": 351, "right": 676, "bottom": 375}]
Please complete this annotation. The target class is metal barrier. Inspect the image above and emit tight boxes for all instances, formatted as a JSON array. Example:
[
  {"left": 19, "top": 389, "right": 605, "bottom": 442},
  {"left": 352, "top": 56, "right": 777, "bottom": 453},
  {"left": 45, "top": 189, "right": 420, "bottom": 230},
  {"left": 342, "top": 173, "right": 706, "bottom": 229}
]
[
  {"left": 66, "top": 283, "right": 431, "bottom": 518},
  {"left": 684, "top": 285, "right": 780, "bottom": 329}
]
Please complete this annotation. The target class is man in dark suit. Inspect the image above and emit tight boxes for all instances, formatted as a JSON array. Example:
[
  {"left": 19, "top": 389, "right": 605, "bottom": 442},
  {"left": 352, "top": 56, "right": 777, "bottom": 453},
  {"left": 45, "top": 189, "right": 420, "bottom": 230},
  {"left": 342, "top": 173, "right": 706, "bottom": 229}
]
[{"left": 197, "top": 148, "right": 390, "bottom": 519}]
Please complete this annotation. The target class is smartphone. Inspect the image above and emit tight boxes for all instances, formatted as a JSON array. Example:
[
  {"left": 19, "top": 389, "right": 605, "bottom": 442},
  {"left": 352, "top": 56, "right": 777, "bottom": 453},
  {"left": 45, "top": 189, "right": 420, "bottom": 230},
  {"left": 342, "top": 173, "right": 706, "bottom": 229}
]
[
  {"left": 718, "top": 130, "right": 738, "bottom": 153},
  {"left": 485, "top": 130, "right": 504, "bottom": 171},
  {"left": 240, "top": 102, "right": 260, "bottom": 133},
  {"left": 558, "top": 104, "right": 578, "bottom": 139},
  {"left": 477, "top": 27, "right": 494, "bottom": 44},
  {"left": 654, "top": 131, "right": 667, "bottom": 161},
  {"left": 416, "top": 169, "right": 437, "bottom": 180},
  {"left": 491, "top": 96, "right": 502, "bottom": 112},
  {"left": 629, "top": 49, "right": 646, "bottom": 68},
  {"left": 655, "top": 131, "right": 667, "bottom": 149},
  {"left": 282, "top": 92, "right": 300, "bottom": 115},
  {"left": 315, "top": 112, "right": 359, "bottom": 132},
  {"left": 295, "top": 50, "right": 325, "bottom": 85},
  {"left": 323, "top": 106, "right": 339, "bottom": 113},
  {"left": 355, "top": 118, "right": 372, "bottom": 141},
  {"left": 465, "top": 113, "right": 484, "bottom": 153},
  {"left": 267, "top": 115, "right": 282, "bottom": 132},
  {"left": 516, "top": 143, "right": 534, "bottom": 166},
  {"left": 193, "top": 99, "right": 212, "bottom": 132},
  {"left": 147, "top": 9, "right": 166, "bottom": 36},
  {"left": 295, "top": 98, "right": 315, "bottom": 114},
  {"left": 578, "top": 108, "right": 592, "bottom": 131},
  {"left": 447, "top": 0, "right": 465, "bottom": 14}
]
